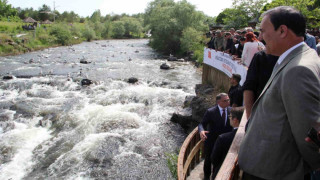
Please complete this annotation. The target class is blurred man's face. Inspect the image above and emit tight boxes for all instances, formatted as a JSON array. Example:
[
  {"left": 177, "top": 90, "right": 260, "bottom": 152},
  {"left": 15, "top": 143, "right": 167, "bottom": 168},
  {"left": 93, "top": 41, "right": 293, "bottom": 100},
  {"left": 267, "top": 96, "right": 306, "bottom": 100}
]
[
  {"left": 218, "top": 95, "right": 230, "bottom": 108},
  {"left": 260, "top": 15, "right": 281, "bottom": 56}
]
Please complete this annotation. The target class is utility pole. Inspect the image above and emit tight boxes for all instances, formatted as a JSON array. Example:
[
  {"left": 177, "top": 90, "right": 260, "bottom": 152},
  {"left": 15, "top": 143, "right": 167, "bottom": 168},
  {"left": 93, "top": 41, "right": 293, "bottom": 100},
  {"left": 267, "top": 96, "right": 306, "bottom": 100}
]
[{"left": 53, "top": 1, "right": 59, "bottom": 22}]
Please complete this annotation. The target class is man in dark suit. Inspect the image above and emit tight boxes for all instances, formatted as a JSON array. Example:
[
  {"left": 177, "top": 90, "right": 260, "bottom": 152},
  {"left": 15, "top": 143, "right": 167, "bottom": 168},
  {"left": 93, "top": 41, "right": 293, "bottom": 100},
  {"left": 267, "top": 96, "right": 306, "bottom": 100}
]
[
  {"left": 198, "top": 93, "right": 233, "bottom": 180},
  {"left": 238, "top": 6, "right": 320, "bottom": 180},
  {"left": 228, "top": 74, "right": 243, "bottom": 107},
  {"left": 210, "top": 107, "right": 244, "bottom": 179}
]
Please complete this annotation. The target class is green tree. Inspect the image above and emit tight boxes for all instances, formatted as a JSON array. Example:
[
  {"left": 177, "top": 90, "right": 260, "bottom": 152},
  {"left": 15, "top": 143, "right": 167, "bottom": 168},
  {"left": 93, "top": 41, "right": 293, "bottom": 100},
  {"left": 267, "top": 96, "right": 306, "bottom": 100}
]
[
  {"left": 101, "top": 20, "right": 113, "bottom": 38},
  {"left": 261, "top": 0, "right": 320, "bottom": 28},
  {"left": 49, "top": 24, "right": 72, "bottom": 45},
  {"left": 215, "top": 0, "right": 267, "bottom": 29},
  {"left": 90, "top": 10, "right": 101, "bottom": 23},
  {"left": 0, "top": 0, "right": 18, "bottom": 19},
  {"left": 180, "top": 27, "right": 203, "bottom": 53},
  {"left": 82, "top": 25, "right": 96, "bottom": 41},
  {"left": 17, "top": 7, "right": 39, "bottom": 20},
  {"left": 112, "top": 21, "right": 125, "bottom": 38},
  {"left": 144, "top": 0, "right": 207, "bottom": 54},
  {"left": 121, "top": 17, "right": 143, "bottom": 37},
  {"left": 38, "top": 4, "right": 52, "bottom": 21}
]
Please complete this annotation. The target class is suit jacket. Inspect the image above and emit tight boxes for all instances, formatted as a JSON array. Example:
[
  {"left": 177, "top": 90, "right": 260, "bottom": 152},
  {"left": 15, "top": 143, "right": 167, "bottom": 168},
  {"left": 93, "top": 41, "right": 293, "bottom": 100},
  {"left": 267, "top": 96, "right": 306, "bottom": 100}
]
[
  {"left": 238, "top": 43, "right": 320, "bottom": 180},
  {"left": 198, "top": 105, "right": 232, "bottom": 148},
  {"left": 211, "top": 129, "right": 237, "bottom": 179}
]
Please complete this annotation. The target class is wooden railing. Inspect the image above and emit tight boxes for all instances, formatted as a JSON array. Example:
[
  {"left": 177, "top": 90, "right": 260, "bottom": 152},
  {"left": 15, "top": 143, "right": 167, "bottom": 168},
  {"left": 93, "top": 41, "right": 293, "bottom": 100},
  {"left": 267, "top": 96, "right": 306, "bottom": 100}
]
[
  {"left": 177, "top": 111, "right": 248, "bottom": 180},
  {"left": 177, "top": 127, "right": 204, "bottom": 180}
]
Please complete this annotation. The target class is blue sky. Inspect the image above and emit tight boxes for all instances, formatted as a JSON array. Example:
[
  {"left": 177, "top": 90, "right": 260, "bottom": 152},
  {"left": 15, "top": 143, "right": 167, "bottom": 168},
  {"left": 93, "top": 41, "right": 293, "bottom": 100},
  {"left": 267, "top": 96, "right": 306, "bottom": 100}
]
[{"left": 7, "top": 0, "right": 233, "bottom": 17}]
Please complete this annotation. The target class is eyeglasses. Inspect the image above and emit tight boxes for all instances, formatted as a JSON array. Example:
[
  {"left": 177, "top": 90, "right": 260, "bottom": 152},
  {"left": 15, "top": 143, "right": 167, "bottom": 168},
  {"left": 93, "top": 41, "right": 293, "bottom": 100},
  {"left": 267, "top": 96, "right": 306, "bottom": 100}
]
[{"left": 222, "top": 99, "right": 230, "bottom": 102}]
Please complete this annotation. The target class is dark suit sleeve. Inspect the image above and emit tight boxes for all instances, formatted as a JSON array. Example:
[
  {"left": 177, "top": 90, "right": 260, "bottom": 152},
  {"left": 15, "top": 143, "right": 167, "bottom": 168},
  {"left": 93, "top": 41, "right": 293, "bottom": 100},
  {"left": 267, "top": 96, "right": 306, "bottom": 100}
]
[
  {"left": 211, "top": 136, "right": 223, "bottom": 166},
  {"left": 198, "top": 110, "right": 210, "bottom": 132}
]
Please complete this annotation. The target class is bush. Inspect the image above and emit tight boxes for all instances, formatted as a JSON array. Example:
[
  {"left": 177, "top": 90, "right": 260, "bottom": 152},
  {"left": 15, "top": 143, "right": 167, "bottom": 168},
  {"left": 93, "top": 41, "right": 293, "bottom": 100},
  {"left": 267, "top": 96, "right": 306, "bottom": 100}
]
[
  {"left": 101, "top": 21, "right": 112, "bottom": 39},
  {"left": 49, "top": 24, "right": 72, "bottom": 45},
  {"left": 70, "top": 25, "right": 82, "bottom": 38},
  {"left": 180, "top": 27, "right": 203, "bottom": 53},
  {"left": 112, "top": 21, "right": 125, "bottom": 38},
  {"left": 82, "top": 25, "right": 96, "bottom": 41},
  {"left": 165, "top": 152, "right": 178, "bottom": 179}
]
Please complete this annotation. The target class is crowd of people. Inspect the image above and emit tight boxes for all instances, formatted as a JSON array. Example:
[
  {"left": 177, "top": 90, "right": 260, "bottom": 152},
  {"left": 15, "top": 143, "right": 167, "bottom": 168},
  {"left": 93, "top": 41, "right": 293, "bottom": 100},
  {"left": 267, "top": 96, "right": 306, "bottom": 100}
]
[
  {"left": 199, "top": 6, "right": 320, "bottom": 180},
  {"left": 206, "top": 23, "right": 320, "bottom": 68}
]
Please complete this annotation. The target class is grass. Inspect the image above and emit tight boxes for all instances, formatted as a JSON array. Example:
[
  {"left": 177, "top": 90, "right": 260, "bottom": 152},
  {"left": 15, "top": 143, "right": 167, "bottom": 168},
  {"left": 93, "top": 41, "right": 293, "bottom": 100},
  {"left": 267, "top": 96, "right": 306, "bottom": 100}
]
[{"left": 165, "top": 152, "right": 179, "bottom": 179}]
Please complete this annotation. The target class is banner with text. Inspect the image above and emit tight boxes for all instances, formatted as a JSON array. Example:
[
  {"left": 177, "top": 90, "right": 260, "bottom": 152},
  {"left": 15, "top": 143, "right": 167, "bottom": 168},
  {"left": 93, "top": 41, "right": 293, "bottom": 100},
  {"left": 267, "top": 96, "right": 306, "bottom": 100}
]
[{"left": 203, "top": 48, "right": 247, "bottom": 85}]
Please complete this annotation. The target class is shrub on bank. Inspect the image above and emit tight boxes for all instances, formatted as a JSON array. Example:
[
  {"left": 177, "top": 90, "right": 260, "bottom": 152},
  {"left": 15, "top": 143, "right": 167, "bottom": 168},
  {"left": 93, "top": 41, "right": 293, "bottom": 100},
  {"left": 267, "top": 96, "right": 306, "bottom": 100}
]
[
  {"left": 82, "top": 25, "right": 96, "bottom": 41},
  {"left": 49, "top": 24, "right": 72, "bottom": 45}
]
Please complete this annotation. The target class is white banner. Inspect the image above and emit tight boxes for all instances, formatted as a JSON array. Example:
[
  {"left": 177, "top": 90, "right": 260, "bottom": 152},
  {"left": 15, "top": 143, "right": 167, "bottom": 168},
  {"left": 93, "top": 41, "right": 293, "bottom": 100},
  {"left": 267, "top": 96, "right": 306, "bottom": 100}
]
[{"left": 203, "top": 48, "right": 247, "bottom": 85}]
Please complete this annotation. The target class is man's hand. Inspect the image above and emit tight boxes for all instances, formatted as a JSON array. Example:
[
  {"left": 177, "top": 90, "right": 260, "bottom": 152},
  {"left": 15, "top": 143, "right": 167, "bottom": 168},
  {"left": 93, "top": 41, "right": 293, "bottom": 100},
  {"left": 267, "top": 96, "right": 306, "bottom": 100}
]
[
  {"left": 200, "top": 131, "right": 209, "bottom": 141},
  {"left": 305, "top": 130, "right": 320, "bottom": 151}
]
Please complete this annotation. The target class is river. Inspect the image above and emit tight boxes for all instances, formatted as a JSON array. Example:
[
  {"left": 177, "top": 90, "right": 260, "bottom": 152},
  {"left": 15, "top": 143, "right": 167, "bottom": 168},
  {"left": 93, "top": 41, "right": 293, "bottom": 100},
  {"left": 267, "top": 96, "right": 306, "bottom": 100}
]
[{"left": 0, "top": 39, "right": 201, "bottom": 180}]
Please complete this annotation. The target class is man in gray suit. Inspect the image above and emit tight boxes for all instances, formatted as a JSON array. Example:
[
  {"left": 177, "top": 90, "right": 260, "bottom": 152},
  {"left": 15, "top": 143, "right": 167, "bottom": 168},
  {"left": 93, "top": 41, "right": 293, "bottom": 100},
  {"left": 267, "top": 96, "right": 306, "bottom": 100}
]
[{"left": 238, "top": 6, "right": 320, "bottom": 180}]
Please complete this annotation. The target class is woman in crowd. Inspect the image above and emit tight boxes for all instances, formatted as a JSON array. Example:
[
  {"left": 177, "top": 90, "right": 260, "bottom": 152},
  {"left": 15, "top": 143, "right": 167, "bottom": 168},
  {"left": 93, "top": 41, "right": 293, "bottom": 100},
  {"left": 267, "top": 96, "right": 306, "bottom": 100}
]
[{"left": 241, "top": 32, "right": 265, "bottom": 66}]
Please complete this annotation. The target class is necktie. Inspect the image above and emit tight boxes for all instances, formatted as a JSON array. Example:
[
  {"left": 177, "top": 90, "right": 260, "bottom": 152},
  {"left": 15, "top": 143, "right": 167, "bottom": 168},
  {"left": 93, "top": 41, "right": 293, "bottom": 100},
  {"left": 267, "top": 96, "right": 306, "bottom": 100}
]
[{"left": 222, "top": 109, "right": 226, "bottom": 125}]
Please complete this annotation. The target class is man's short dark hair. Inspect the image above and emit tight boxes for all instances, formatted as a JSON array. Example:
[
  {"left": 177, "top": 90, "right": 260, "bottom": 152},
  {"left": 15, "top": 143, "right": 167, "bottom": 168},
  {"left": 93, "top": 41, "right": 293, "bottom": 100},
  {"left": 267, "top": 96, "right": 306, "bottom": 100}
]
[
  {"left": 240, "top": 37, "right": 246, "bottom": 42},
  {"left": 230, "top": 107, "right": 244, "bottom": 122},
  {"left": 216, "top": 93, "right": 228, "bottom": 102},
  {"left": 232, "top": 74, "right": 241, "bottom": 83},
  {"left": 261, "top": 6, "right": 306, "bottom": 37}
]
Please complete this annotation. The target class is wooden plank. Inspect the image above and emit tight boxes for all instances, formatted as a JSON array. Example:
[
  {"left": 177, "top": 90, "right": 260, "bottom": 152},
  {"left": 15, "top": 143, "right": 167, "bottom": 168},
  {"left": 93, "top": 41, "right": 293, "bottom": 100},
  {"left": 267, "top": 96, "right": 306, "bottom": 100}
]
[
  {"left": 183, "top": 140, "right": 204, "bottom": 178},
  {"left": 177, "top": 128, "right": 200, "bottom": 180}
]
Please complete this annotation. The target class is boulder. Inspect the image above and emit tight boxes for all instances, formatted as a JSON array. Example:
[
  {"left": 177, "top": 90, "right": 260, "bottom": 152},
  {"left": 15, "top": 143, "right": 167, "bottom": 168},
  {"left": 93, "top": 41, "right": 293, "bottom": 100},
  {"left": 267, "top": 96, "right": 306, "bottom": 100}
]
[
  {"left": 80, "top": 60, "right": 90, "bottom": 64},
  {"left": 171, "top": 83, "right": 218, "bottom": 132},
  {"left": 128, "top": 77, "right": 138, "bottom": 84},
  {"left": 3, "top": 75, "right": 13, "bottom": 80},
  {"left": 81, "top": 79, "right": 93, "bottom": 86},
  {"left": 160, "top": 63, "right": 170, "bottom": 70},
  {"left": 170, "top": 108, "right": 197, "bottom": 133},
  {"left": 167, "top": 56, "right": 177, "bottom": 61}
]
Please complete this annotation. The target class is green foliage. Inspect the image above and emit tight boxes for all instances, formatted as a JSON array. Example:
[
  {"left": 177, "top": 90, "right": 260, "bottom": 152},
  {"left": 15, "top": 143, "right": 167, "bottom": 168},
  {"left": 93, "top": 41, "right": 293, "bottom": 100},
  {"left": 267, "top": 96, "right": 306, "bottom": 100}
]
[
  {"left": 180, "top": 27, "right": 203, "bottom": 53},
  {"left": 112, "top": 21, "right": 125, "bottom": 38},
  {"left": 165, "top": 152, "right": 178, "bottom": 179},
  {"left": 90, "top": 10, "right": 101, "bottom": 23},
  {"left": 82, "top": 25, "right": 96, "bottom": 41},
  {"left": 57, "top": 11, "right": 80, "bottom": 23},
  {"left": 0, "top": 0, "right": 18, "bottom": 18},
  {"left": 38, "top": 4, "right": 51, "bottom": 21},
  {"left": 69, "top": 24, "right": 82, "bottom": 38},
  {"left": 49, "top": 24, "right": 72, "bottom": 45},
  {"left": 121, "top": 17, "right": 143, "bottom": 38},
  {"left": 215, "top": 0, "right": 267, "bottom": 29},
  {"left": 101, "top": 20, "right": 113, "bottom": 39},
  {"left": 261, "top": 0, "right": 320, "bottom": 28},
  {"left": 145, "top": 0, "right": 207, "bottom": 54}
]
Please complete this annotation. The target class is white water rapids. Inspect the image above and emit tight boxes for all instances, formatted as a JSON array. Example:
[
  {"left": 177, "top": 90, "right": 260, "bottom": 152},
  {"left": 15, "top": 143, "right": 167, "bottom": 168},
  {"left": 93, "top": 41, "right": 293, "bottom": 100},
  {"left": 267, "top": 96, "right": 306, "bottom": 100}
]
[{"left": 0, "top": 39, "right": 201, "bottom": 179}]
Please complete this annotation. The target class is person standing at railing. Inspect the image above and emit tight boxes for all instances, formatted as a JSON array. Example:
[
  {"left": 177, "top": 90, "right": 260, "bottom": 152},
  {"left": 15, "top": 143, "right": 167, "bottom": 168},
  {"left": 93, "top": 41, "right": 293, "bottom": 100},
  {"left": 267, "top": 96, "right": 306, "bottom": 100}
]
[
  {"left": 214, "top": 31, "right": 224, "bottom": 51},
  {"left": 228, "top": 74, "right": 243, "bottom": 107},
  {"left": 210, "top": 107, "right": 244, "bottom": 179},
  {"left": 241, "top": 32, "right": 265, "bottom": 67},
  {"left": 238, "top": 6, "right": 320, "bottom": 180},
  {"left": 198, "top": 93, "right": 233, "bottom": 180}
]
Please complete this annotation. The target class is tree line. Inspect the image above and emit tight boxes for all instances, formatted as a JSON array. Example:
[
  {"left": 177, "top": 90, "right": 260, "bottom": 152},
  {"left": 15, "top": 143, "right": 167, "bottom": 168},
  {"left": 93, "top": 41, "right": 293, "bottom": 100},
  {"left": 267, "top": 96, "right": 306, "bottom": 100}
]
[{"left": 1, "top": 0, "right": 319, "bottom": 61}]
